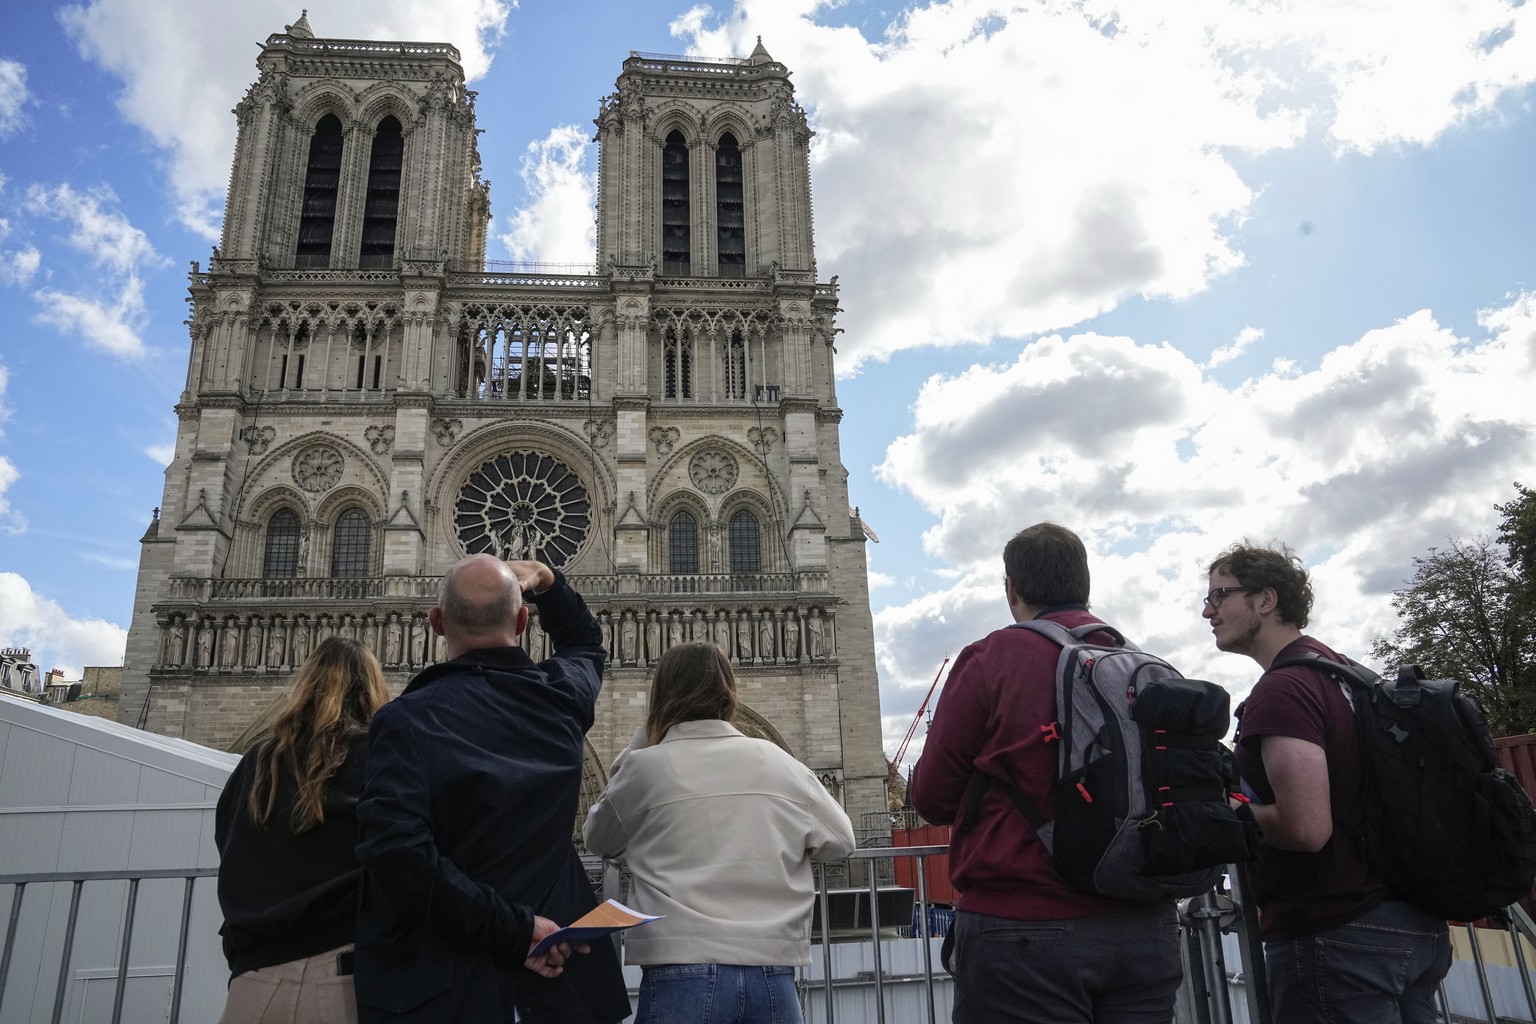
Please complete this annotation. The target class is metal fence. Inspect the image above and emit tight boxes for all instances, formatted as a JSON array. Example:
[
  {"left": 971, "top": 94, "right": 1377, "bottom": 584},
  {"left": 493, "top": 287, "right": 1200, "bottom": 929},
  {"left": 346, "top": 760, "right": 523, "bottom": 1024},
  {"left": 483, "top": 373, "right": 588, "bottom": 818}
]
[
  {"left": 0, "top": 868, "right": 216, "bottom": 1024},
  {"left": 8, "top": 851, "right": 1536, "bottom": 1024}
]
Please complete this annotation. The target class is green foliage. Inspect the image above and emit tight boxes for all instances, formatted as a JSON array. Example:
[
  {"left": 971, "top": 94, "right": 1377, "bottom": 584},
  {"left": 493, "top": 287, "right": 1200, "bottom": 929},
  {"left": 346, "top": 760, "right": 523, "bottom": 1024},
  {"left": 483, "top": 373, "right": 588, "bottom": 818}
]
[{"left": 1372, "top": 485, "right": 1536, "bottom": 737}]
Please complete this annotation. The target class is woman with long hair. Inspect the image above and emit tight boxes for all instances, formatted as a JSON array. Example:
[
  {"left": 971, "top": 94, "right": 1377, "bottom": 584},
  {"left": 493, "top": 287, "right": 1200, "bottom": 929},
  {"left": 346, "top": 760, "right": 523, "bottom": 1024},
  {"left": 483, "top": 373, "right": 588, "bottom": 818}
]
[
  {"left": 215, "top": 637, "right": 391, "bottom": 1024},
  {"left": 584, "top": 641, "right": 856, "bottom": 1024}
]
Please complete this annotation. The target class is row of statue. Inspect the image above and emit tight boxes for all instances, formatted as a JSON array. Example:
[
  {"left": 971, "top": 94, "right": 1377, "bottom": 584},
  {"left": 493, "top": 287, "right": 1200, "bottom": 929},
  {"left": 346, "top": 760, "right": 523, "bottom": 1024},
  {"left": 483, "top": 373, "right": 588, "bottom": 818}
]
[{"left": 156, "top": 605, "right": 833, "bottom": 672}]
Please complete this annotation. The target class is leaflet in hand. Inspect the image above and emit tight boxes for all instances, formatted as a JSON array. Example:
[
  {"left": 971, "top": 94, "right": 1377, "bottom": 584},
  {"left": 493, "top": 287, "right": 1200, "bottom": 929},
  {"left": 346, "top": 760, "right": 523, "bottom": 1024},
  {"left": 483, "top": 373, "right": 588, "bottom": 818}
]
[{"left": 529, "top": 899, "right": 662, "bottom": 956}]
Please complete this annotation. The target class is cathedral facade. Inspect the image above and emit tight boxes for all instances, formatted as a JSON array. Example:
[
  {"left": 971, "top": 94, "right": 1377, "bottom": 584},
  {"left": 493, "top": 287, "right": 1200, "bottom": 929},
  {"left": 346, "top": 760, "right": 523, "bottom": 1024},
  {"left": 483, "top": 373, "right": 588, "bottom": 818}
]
[{"left": 119, "top": 17, "right": 887, "bottom": 829}]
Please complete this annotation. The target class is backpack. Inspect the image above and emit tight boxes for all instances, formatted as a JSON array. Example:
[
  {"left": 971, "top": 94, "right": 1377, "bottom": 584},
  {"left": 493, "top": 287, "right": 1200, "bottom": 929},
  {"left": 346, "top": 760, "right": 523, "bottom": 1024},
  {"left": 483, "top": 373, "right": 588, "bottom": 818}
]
[
  {"left": 964, "top": 619, "right": 1259, "bottom": 901},
  {"left": 1271, "top": 653, "right": 1536, "bottom": 921}
]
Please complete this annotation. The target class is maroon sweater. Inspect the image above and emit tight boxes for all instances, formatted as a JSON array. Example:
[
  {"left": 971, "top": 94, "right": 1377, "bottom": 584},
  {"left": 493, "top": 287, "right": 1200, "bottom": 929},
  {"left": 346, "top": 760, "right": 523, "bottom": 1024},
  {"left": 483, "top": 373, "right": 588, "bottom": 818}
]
[{"left": 910, "top": 609, "right": 1147, "bottom": 920}]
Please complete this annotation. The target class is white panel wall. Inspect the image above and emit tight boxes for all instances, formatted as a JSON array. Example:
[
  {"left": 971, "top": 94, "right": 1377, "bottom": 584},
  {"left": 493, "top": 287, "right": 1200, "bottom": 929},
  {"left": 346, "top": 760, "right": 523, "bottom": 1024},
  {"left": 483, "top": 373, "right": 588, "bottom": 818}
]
[{"left": 0, "top": 697, "right": 237, "bottom": 1023}]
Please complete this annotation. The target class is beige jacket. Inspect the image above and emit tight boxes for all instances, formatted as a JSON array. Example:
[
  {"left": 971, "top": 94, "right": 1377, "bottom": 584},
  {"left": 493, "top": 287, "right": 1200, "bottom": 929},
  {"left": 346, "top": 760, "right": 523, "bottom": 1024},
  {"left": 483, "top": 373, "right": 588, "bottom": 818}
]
[{"left": 583, "top": 719, "right": 856, "bottom": 966}]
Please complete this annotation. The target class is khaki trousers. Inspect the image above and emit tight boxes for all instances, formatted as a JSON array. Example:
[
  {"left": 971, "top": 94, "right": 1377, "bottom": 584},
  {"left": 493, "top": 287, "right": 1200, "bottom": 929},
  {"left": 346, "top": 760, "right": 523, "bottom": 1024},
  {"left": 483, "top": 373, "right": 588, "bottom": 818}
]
[{"left": 219, "top": 944, "right": 356, "bottom": 1024}]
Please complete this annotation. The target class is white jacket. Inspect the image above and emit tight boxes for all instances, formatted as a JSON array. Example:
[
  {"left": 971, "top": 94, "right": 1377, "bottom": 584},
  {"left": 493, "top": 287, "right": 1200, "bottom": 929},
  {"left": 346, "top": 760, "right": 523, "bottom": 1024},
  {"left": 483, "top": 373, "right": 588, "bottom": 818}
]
[{"left": 583, "top": 719, "right": 857, "bottom": 966}]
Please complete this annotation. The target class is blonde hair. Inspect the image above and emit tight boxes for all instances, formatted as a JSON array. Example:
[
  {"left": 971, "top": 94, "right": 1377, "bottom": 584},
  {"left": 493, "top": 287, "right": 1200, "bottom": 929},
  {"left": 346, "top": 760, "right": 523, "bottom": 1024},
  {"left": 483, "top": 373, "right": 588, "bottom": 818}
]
[
  {"left": 645, "top": 642, "right": 738, "bottom": 746},
  {"left": 247, "top": 637, "right": 390, "bottom": 833}
]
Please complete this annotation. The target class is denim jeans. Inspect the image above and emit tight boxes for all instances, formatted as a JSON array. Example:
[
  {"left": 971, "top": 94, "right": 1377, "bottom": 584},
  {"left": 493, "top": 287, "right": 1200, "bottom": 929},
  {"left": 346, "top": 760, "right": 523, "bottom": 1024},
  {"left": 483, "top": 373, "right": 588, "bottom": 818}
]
[
  {"left": 1265, "top": 900, "right": 1452, "bottom": 1024},
  {"left": 636, "top": 963, "right": 803, "bottom": 1024},
  {"left": 950, "top": 904, "right": 1183, "bottom": 1024}
]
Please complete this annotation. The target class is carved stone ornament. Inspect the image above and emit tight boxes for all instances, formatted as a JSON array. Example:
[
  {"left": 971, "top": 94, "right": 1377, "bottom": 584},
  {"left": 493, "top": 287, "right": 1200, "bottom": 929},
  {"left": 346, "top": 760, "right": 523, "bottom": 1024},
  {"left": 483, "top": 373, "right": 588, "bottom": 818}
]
[
  {"left": 240, "top": 425, "right": 276, "bottom": 455},
  {"left": 365, "top": 424, "right": 395, "bottom": 455},
  {"left": 584, "top": 418, "right": 615, "bottom": 450},
  {"left": 292, "top": 444, "right": 344, "bottom": 493},
  {"left": 648, "top": 426, "right": 680, "bottom": 456},
  {"left": 689, "top": 450, "right": 739, "bottom": 495},
  {"left": 431, "top": 418, "right": 463, "bottom": 447},
  {"left": 747, "top": 426, "right": 778, "bottom": 456}
]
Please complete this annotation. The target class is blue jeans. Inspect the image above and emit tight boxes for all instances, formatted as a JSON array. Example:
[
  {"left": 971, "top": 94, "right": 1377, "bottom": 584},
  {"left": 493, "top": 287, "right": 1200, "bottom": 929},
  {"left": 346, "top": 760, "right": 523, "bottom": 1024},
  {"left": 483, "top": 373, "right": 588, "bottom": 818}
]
[
  {"left": 1265, "top": 900, "right": 1452, "bottom": 1024},
  {"left": 950, "top": 904, "right": 1182, "bottom": 1023},
  {"left": 636, "top": 964, "right": 803, "bottom": 1024}
]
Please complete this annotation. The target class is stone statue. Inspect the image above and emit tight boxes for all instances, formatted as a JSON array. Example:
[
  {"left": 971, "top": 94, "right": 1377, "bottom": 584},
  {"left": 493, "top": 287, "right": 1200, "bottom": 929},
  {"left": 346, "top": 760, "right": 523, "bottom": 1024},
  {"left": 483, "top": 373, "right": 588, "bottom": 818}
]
[
  {"left": 409, "top": 617, "right": 427, "bottom": 666},
  {"left": 806, "top": 612, "right": 825, "bottom": 660},
  {"left": 601, "top": 613, "right": 615, "bottom": 661},
  {"left": 711, "top": 612, "right": 730, "bottom": 654},
  {"left": 783, "top": 615, "right": 800, "bottom": 661},
  {"left": 363, "top": 617, "right": 379, "bottom": 654},
  {"left": 291, "top": 619, "right": 311, "bottom": 664},
  {"left": 221, "top": 621, "right": 240, "bottom": 668},
  {"left": 620, "top": 612, "right": 637, "bottom": 663},
  {"left": 691, "top": 609, "right": 706, "bottom": 641},
  {"left": 668, "top": 614, "right": 684, "bottom": 650},
  {"left": 645, "top": 612, "right": 661, "bottom": 663},
  {"left": 735, "top": 615, "right": 753, "bottom": 662},
  {"left": 166, "top": 619, "right": 186, "bottom": 667},
  {"left": 197, "top": 624, "right": 214, "bottom": 667},
  {"left": 385, "top": 616, "right": 403, "bottom": 665},
  {"left": 758, "top": 614, "right": 776, "bottom": 662},
  {"left": 243, "top": 622, "right": 263, "bottom": 668},
  {"left": 267, "top": 624, "right": 286, "bottom": 668}
]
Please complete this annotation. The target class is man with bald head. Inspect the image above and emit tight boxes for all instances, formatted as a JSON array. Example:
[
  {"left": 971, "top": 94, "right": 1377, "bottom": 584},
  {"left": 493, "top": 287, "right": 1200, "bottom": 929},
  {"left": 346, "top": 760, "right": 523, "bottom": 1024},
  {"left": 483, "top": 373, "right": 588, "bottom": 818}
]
[{"left": 355, "top": 557, "right": 629, "bottom": 1023}]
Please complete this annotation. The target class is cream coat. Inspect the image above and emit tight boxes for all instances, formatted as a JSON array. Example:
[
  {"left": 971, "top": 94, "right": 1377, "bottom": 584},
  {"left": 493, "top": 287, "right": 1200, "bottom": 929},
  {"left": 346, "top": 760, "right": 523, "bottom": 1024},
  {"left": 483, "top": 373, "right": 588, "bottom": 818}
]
[{"left": 583, "top": 719, "right": 856, "bottom": 966}]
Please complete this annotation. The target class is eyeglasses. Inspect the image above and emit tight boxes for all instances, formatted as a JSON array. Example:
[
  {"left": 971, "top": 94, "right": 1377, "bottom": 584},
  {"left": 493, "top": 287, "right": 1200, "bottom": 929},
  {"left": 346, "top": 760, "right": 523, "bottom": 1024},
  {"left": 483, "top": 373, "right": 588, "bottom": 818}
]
[{"left": 1203, "top": 586, "right": 1262, "bottom": 611}]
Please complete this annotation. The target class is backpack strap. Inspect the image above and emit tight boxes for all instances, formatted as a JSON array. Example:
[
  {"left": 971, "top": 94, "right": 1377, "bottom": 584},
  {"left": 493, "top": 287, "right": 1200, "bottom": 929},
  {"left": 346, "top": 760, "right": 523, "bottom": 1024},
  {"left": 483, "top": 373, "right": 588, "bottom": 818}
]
[
  {"left": 956, "top": 769, "right": 1047, "bottom": 835},
  {"left": 1009, "top": 618, "right": 1129, "bottom": 648}
]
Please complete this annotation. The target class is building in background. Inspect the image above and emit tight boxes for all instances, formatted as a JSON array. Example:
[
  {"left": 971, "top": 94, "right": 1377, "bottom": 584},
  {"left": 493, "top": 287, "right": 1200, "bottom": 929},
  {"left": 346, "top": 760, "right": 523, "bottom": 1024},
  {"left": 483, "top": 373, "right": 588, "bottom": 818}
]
[{"left": 118, "top": 16, "right": 887, "bottom": 832}]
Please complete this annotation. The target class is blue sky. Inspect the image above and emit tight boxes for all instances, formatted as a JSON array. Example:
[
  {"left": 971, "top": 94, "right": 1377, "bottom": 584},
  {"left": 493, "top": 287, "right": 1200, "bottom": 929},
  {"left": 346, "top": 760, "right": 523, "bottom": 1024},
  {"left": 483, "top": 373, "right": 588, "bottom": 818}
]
[{"left": 2, "top": 0, "right": 1535, "bottom": 759}]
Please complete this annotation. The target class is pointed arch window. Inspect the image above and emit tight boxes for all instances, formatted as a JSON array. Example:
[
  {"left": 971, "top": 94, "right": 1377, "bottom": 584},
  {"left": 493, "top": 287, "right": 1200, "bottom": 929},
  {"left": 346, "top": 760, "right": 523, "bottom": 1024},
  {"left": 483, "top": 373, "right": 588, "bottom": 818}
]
[
  {"left": 296, "top": 114, "right": 343, "bottom": 268},
  {"left": 668, "top": 511, "right": 699, "bottom": 574},
  {"left": 263, "top": 508, "right": 301, "bottom": 578},
  {"left": 359, "top": 116, "right": 404, "bottom": 269},
  {"left": 729, "top": 509, "right": 761, "bottom": 573},
  {"left": 716, "top": 133, "right": 745, "bottom": 278},
  {"left": 662, "top": 130, "right": 690, "bottom": 276},
  {"left": 331, "top": 508, "right": 372, "bottom": 577},
  {"left": 723, "top": 329, "right": 747, "bottom": 400},
  {"left": 664, "top": 328, "right": 692, "bottom": 400}
]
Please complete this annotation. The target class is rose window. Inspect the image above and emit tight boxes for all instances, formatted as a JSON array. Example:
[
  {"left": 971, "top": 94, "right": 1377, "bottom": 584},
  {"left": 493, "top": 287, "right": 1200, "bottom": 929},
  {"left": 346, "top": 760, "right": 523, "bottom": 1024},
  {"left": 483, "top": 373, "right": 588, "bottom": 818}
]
[{"left": 455, "top": 452, "right": 591, "bottom": 566}]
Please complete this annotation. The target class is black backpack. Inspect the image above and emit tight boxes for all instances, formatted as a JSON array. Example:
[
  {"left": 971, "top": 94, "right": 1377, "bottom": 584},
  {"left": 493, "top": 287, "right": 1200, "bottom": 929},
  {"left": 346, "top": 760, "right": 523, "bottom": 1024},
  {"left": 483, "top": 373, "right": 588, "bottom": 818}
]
[
  {"left": 963, "top": 620, "right": 1258, "bottom": 900},
  {"left": 1272, "top": 653, "right": 1536, "bottom": 921}
]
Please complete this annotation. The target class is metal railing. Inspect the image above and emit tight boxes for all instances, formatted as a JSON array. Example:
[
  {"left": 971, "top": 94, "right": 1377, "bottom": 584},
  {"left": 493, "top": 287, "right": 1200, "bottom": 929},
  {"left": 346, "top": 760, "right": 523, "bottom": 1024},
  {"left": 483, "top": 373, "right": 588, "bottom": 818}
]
[{"left": 0, "top": 868, "right": 217, "bottom": 1024}]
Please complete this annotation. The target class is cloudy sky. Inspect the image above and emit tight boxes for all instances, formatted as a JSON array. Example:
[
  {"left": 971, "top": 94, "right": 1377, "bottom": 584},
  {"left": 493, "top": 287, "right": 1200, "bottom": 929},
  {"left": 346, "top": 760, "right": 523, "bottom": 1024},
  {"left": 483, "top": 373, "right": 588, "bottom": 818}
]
[{"left": 2, "top": 0, "right": 1534, "bottom": 760}]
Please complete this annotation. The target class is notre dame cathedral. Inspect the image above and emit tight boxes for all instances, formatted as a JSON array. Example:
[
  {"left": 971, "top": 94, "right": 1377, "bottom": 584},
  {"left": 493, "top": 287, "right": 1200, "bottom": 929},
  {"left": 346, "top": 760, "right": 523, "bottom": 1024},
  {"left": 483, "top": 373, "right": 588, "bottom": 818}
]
[{"left": 119, "top": 14, "right": 887, "bottom": 830}]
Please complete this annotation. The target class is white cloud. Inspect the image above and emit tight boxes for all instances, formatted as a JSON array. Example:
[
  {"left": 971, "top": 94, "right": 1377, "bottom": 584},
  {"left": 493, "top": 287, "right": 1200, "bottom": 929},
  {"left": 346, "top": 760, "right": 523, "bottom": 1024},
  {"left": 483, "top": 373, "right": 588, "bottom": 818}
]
[
  {"left": 0, "top": 246, "right": 42, "bottom": 287},
  {"left": 497, "top": 125, "right": 598, "bottom": 265},
  {"left": 671, "top": 0, "right": 1536, "bottom": 370},
  {"left": 0, "top": 59, "right": 27, "bottom": 138},
  {"left": 24, "top": 184, "right": 164, "bottom": 358},
  {"left": 870, "top": 292, "right": 1536, "bottom": 721},
  {"left": 33, "top": 280, "right": 149, "bottom": 358},
  {"left": 1208, "top": 325, "right": 1263, "bottom": 368},
  {"left": 58, "top": 0, "right": 511, "bottom": 238},
  {"left": 78, "top": 551, "right": 139, "bottom": 572},
  {"left": 867, "top": 570, "right": 895, "bottom": 589},
  {"left": 0, "top": 364, "right": 22, "bottom": 535},
  {"left": 0, "top": 572, "right": 127, "bottom": 677},
  {"left": 144, "top": 442, "right": 175, "bottom": 465}
]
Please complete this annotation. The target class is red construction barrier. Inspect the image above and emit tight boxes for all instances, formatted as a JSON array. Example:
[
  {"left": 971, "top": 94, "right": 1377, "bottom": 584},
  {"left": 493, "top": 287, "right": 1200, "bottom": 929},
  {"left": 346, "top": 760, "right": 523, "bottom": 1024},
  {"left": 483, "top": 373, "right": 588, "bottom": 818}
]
[{"left": 891, "top": 823, "right": 959, "bottom": 906}]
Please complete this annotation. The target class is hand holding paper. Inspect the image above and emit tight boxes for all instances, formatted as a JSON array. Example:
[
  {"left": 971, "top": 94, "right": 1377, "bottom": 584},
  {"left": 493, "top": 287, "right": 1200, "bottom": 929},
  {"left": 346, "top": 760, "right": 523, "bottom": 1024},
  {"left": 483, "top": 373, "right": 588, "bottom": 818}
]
[{"left": 529, "top": 899, "right": 663, "bottom": 957}]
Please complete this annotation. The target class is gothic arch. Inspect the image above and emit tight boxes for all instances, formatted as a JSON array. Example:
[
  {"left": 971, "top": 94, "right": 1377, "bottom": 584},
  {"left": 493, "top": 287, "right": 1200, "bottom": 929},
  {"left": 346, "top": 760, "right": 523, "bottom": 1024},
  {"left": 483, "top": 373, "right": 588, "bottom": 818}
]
[
  {"left": 719, "top": 487, "right": 785, "bottom": 572},
  {"left": 705, "top": 110, "right": 755, "bottom": 150},
  {"left": 649, "top": 488, "right": 711, "bottom": 573},
  {"left": 733, "top": 702, "right": 792, "bottom": 754},
  {"left": 235, "top": 431, "right": 389, "bottom": 522},
  {"left": 648, "top": 101, "right": 704, "bottom": 145},
  {"left": 652, "top": 435, "right": 770, "bottom": 515},
  {"left": 356, "top": 85, "right": 422, "bottom": 134},
  {"left": 291, "top": 84, "right": 361, "bottom": 128}
]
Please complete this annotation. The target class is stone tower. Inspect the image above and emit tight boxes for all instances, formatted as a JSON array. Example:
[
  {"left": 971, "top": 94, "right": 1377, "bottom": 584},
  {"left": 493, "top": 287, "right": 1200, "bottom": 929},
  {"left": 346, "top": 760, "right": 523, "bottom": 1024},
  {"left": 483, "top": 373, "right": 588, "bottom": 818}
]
[{"left": 120, "top": 19, "right": 887, "bottom": 832}]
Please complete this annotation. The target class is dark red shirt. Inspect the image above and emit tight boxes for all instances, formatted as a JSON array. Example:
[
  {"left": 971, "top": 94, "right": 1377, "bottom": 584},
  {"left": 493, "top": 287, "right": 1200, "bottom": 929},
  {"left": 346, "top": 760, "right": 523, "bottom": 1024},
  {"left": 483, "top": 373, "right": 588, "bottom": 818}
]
[
  {"left": 1233, "top": 635, "right": 1389, "bottom": 940},
  {"left": 909, "top": 609, "right": 1147, "bottom": 920}
]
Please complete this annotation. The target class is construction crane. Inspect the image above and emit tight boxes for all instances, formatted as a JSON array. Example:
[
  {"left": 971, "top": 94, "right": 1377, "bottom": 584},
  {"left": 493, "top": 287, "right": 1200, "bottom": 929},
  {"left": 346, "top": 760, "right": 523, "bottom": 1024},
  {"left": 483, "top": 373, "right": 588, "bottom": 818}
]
[{"left": 892, "top": 657, "right": 949, "bottom": 774}]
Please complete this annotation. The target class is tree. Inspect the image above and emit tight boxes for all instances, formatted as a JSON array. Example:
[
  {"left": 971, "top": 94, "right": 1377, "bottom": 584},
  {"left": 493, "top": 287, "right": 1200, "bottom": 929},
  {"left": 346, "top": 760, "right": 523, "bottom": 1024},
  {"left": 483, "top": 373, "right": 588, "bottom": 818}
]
[{"left": 1373, "top": 487, "right": 1536, "bottom": 736}]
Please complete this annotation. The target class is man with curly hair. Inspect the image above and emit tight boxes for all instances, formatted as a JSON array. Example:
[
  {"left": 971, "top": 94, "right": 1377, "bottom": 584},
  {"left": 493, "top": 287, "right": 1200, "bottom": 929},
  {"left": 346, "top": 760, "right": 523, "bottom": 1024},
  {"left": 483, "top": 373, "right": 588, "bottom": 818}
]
[{"left": 1205, "top": 542, "right": 1450, "bottom": 1023}]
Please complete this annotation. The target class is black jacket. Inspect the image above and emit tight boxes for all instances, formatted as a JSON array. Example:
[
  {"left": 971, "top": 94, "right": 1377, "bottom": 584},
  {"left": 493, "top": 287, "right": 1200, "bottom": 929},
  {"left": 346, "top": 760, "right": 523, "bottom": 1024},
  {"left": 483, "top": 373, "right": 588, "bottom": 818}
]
[
  {"left": 354, "top": 573, "right": 629, "bottom": 1022},
  {"left": 215, "top": 730, "right": 368, "bottom": 977}
]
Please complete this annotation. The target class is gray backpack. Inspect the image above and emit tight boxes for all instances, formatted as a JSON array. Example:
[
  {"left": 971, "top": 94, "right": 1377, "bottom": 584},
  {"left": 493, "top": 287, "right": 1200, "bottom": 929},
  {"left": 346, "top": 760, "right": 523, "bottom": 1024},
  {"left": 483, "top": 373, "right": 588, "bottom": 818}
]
[{"left": 967, "top": 619, "right": 1256, "bottom": 900}]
